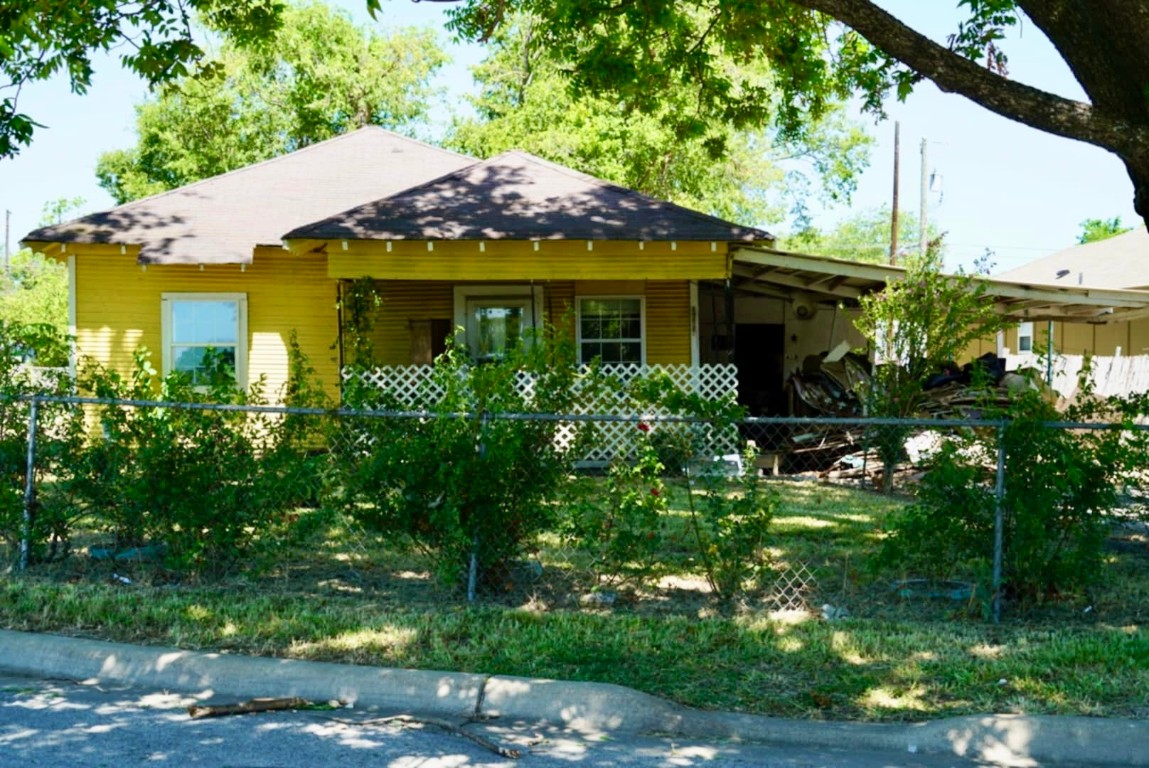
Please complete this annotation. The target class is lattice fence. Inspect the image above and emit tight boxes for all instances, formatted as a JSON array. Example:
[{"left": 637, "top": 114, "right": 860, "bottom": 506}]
[{"left": 343, "top": 363, "right": 740, "bottom": 463}]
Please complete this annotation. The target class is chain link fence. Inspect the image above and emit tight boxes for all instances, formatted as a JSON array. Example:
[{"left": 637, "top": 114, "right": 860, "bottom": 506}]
[{"left": 3, "top": 393, "right": 1148, "bottom": 624}]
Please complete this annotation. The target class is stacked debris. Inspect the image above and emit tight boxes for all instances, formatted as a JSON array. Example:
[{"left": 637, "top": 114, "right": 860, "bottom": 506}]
[{"left": 785, "top": 351, "right": 1021, "bottom": 476}]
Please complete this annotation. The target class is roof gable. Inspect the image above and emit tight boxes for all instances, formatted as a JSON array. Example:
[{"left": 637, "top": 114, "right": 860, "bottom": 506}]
[
  {"left": 284, "top": 150, "right": 773, "bottom": 243},
  {"left": 22, "top": 127, "right": 474, "bottom": 265}
]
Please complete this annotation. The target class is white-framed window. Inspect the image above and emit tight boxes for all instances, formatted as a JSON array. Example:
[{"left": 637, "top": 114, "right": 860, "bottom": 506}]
[
  {"left": 1017, "top": 321, "right": 1034, "bottom": 353},
  {"left": 453, "top": 285, "right": 543, "bottom": 363},
  {"left": 161, "top": 293, "right": 248, "bottom": 386},
  {"left": 577, "top": 296, "right": 644, "bottom": 365}
]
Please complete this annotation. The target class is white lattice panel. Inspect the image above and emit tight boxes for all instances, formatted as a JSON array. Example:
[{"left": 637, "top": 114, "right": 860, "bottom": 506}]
[{"left": 343, "top": 363, "right": 739, "bottom": 461}]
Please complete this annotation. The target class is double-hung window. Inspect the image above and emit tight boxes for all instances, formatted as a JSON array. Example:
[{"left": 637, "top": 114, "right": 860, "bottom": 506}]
[
  {"left": 161, "top": 293, "right": 248, "bottom": 386},
  {"left": 1017, "top": 321, "right": 1034, "bottom": 353},
  {"left": 577, "top": 297, "right": 644, "bottom": 364}
]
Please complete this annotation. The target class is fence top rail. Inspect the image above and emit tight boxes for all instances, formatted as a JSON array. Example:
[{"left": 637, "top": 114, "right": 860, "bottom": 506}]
[{"left": 5, "top": 392, "right": 1149, "bottom": 431}]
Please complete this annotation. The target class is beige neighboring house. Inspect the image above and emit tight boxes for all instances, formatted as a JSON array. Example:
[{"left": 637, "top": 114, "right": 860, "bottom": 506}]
[
  {"left": 993, "top": 227, "right": 1149, "bottom": 359},
  {"left": 987, "top": 227, "right": 1149, "bottom": 396}
]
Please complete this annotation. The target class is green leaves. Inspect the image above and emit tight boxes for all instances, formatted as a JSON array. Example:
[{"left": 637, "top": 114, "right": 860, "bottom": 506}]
[
  {"left": 96, "top": 1, "right": 448, "bottom": 204},
  {"left": 448, "top": 11, "right": 871, "bottom": 227},
  {"left": 0, "top": 0, "right": 284, "bottom": 158}
]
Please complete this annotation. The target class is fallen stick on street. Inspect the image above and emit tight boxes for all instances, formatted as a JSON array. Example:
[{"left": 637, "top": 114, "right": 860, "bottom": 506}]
[{"left": 187, "top": 697, "right": 309, "bottom": 719}]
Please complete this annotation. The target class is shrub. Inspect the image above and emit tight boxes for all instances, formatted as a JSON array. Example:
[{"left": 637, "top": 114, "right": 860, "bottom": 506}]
[
  {"left": 334, "top": 331, "right": 587, "bottom": 590},
  {"left": 566, "top": 423, "right": 669, "bottom": 587},
  {"left": 880, "top": 368, "right": 1145, "bottom": 608},
  {"left": 684, "top": 444, "right": 777, "bottom": 601},
  {"left": 0, "top": 320, "right": 83, "bottom": 565},
  {"left": 70, "top": 350, "right": 312, "bottom": 579}
]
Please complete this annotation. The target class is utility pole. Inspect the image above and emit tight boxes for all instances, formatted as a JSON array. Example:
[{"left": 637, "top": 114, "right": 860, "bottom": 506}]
[
  {"left": 889, "top": 122, "right": 900, "bottom": 265},
  {"left": 919, "top": 138, "right": 929, "bottom": 257}
]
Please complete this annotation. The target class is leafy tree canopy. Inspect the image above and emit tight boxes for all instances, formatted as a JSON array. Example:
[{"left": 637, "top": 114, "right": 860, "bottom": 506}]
[
  {"left": 782, "top": 205, "right": 941, "bottom": 264},
  {"left": 0, "top": 249, "right": 69, "bottom": 360},
  {"left": 0, "top": 198, "right": 85, "bottom": 364},
  {"left": 445, "top": 13, "right": 871, "bottom": 227},
  {"left": 435, "top": 0, "right": 1149, "bottom": 228},
  {"left": 1077, "top": 216, "right": 1132, "bottom": 245},
  {"left": 0, "top": 0, "right": 283, "bottom": 158},
  {"left": 97, "top": 1, "right": 448, "bottom": 204}
]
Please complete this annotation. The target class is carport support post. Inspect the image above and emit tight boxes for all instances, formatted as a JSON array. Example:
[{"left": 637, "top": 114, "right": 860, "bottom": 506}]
[
  {"left": 20, "top": 397, "right": 40, "bottom": 572},
  {"left": 992, "top": 423, "right": 1006, "bottom": 623}
]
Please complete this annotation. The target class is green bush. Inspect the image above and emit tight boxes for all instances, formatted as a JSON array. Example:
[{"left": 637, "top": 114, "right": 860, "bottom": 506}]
[
  {"left": 70, "top": 349, "right": 314, "bottom": 579},
  {"left": 0, "top": 320, "right": 83, "bottom": 565},
  {"left": 566, "top": 423, "right": 669, "bottom": 587},
  {"left": 334, "top": 332, "right": 587, "bottom": 590},
  {"left": 684, "top": 444, "right": 777, "bottom": 601},
  {"left": 880, "top": 373, "right": 1145, "bottom": 607}
]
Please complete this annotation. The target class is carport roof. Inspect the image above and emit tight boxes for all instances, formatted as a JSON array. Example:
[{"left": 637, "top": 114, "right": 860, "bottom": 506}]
[{"left": 731, "top": 247, "right": 1149, "bottom": 324}]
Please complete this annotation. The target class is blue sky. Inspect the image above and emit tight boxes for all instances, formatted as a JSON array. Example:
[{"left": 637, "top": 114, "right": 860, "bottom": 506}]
[{"left": 3, "top": 1, "right": 1140, "bottom": 274}]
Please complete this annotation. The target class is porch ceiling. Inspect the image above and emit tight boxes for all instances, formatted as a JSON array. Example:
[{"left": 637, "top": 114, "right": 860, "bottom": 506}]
[{"left": 731, "top": 247, "right": 1149, "bottom": 324}]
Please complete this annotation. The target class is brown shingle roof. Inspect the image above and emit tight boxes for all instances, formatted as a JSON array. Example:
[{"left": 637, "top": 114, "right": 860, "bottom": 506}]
[
  {"left": 284, "top": 150, "right": 773, "bottom": 243},
  {"left": 21, "top": 127, "right": 474, "bottom": 265}
]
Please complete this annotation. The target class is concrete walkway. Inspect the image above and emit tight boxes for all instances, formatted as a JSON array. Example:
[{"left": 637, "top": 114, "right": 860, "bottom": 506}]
[{"left": 1, "top": 629, "right": 1144, "bottom": 766}]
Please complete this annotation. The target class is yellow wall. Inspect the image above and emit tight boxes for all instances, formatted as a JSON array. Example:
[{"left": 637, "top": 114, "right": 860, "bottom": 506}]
[
  {"left": 365, "top": 279, "right": 693, "bottom": 366},
  {"left": 73, "top": 246, "right": 339, "bottom": 400}
]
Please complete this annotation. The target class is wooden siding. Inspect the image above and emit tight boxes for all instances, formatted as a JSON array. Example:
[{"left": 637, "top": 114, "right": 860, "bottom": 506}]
[
  {"left": 364, "top": 279, "right": 693, "bottom": 366},
  {"left": 325, "top": 240, "right": 728, "bottom": 281},
  {"left": 641, "top": 281, "right": 692, "bottom": 364},
  {"left": 369, "top": 281, "right": 454, "bottom": 366},
  {"left": 73, "top": 246, "right": 339, "bottom": 399},
  {"left": 968, "top": 318, "right": 1149, "bottom": 362}
]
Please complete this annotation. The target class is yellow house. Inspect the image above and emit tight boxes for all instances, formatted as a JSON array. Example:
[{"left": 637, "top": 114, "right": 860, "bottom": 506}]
[{"left": 21, "top": 128, "right": 772, "bottom": 402}]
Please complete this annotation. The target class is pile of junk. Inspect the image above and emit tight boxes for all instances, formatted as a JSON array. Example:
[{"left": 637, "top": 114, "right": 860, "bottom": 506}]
[{"left": 777, "top": 345, "right": 1041, "bottom": 482}]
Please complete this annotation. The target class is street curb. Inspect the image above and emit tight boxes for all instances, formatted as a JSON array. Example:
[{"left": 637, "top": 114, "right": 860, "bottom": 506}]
[{"left": 2, "top": 629, "right": 1145, "bottom": 765}]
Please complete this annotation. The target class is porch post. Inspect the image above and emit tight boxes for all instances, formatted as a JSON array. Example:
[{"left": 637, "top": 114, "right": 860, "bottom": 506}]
[{"left": 689, "top": 281, "right": 700, "bottom": 368}]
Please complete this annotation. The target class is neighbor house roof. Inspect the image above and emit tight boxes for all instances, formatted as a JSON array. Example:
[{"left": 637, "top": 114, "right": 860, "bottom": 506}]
[
  {"left": 21, "top": 127, "right": 474, "bottom": 265},
  {"left": 283, "top": 150, "right": 774, "bottom": 243},
  {"left": 994, "top": 227, "right": 1149, "bottom": 289},
  {"left": 732, "top": 246, "right": 1149, "bottom": 324}
]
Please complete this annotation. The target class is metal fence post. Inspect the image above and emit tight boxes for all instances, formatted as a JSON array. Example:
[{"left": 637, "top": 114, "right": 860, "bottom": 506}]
[
  {"left": 467, "top": 411, "right": 490, "bottom": 604},
  {"left": 992, "top": 422, "right": 1006, "bottom": 624},
  {"left": 20, "top": 396, "right": 40, "bottom": 572}
]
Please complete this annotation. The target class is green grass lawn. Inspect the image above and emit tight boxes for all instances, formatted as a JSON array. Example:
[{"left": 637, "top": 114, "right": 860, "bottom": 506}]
[{"left": 2, "top": 480, "right": 1147, "bottom": 722}]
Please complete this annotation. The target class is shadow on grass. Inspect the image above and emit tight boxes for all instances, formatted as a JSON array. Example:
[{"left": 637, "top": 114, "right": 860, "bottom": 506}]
[{"left": 3, "top": 480, "right": 1147, "bottom": 722}]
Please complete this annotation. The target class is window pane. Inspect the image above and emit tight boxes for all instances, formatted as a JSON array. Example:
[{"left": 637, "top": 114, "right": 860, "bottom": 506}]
[
  {"left": 172, "top": 301, "right": 238, "bottom": 344},
  {"left": 172, "top": 346, "right": 237, "bottom": 384},
  {"left": 470, "top": 304, "right": 524, "bottom": 362},
  {"left": 578, "top": 297, "right": 642, "bottom": 364}
]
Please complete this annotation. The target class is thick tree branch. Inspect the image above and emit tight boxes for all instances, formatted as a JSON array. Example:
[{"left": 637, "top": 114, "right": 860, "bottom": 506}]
[
  {"left": 789, "top": 0, "right": 1149, "bottom": 162},
  {"left": 1018, "top": 0, "right": 1149, "bottom": 120}
]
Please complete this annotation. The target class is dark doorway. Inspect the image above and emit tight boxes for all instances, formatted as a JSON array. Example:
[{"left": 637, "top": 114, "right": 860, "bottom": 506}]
[{"left": 735, "top": 323, "right": 786, "bottom": 416}]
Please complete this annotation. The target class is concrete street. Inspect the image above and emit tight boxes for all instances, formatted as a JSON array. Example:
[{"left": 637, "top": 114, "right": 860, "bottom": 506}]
[
  {"left": 1, "top": 674, "right": 997, "bottom": 768},
  {"left": 1, "top": 630, "right": 1144, "bottom": 767}
]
